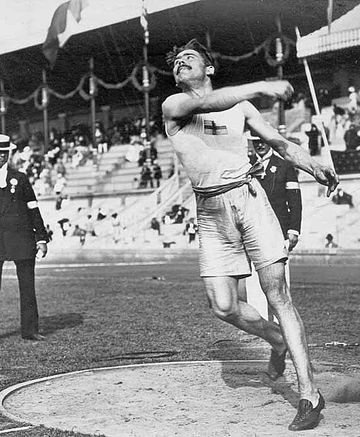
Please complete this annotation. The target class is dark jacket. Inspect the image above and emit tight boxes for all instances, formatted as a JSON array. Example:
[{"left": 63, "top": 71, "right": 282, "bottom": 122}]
[
  {"left": 250, "top": 153, "right": 302, "bottom": 238},
  {"left": 0, "top": 167, "right": 48, "bottom": 260}
]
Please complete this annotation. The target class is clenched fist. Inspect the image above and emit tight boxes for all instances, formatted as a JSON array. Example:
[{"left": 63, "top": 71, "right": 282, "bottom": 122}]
[
  {"left": 262, "top": 80, "right": 294, "bottom": 101},
  {"left": 313, "top": 165, "right": 339, "bottom": 197}
]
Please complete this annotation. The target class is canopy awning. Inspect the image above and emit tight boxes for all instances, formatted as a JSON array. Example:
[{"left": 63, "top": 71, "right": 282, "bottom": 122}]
[
  {"left": 297, "top": 4, "right": 360, "bottom": 58},
  {"left": 0, "top": 0, "right": 199, "bottom": 55}
]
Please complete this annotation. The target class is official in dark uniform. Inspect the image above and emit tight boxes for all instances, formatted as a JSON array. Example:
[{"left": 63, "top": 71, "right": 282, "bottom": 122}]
[
  {"left": 0, "top": 135, "right": 48, "bottom": 341},
  {"left": 249, "top": 134, "right": 302, "bottom": 251},
  {"left": 245, "top": 132, "right": 302, "bottom": 326}
]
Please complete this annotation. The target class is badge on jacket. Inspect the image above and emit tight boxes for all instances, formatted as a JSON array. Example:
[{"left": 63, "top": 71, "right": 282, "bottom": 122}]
[{"left": 10, "top": 178, "right": 18, "bottom": 194}]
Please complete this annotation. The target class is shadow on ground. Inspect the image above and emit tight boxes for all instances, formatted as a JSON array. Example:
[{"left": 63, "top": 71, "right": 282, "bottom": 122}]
[{"left": 40, "top": 312, "right": 83, "bottom": 335}]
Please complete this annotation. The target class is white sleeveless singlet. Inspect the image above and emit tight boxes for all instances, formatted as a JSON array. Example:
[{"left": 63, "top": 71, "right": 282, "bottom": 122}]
[{"left": 166, "top": 104, "right": 251, "bottom": 188}]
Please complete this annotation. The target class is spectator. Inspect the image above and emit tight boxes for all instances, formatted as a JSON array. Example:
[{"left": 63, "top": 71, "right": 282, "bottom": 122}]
[
  {"left": 163, "top": 213, "right": 172, "bottom": 225},
  {"left": 150, "top": 217, "right": 161, "bottom": 235},
  {"left": 71, "top": 147, "right": 85, "bottom": 168},
  {"left": 84, "top": 214, "right": 96, "bottom": 236},
  {"left": 139, "top": 164, "right": 153, "bottom": 188},
  {"left": 53, "top": 174, "right": 67, "bottom": 210},
  {"left": 110, "top": 212, "right": 122, "bottom": 243},
  {"left": 58, "top": 218, "right": 71, "bottom": 236},
  {"left": 149, "top": 142, "right": 158, "bottom": 163},
  {"left": 162, "top": 239, "right": 176, "bottom": 248},
  {"left": 305, "top": 124, "right": 320, "bottom": 156},
  {"left": 332, "top": 187, "right": 354, "bottom": 208},
  {"left": 137, "top": 147, "right": 147, "bottom": 167},
  {"left": 97, "top": 207, "right": 107, "bottom": 221},
  {"left": 152, "top": 160, "right": 162, "bottom": 188},
  {"left": 125, "top": 141, "right": 141, "bottom": 163},
  {"left": 72, "top": 224, "right": 86, "bottom": 246},
  {"left": 172, "top": 204, "right": 189, "bottom": 224},
  {"left": 95, "top": 121, "right": 108, "bottom": 154},
  {"left": 45, "top": 224, "right": 54, "bottom": 242},
  {"left": 184, "top": 218, "right": 198, "bottom": 244},
  {"left": 344, "top": 124, "right": 360, "bottom": 150},
  {"left": 325, "top": 233, "right": 338, "bottom": 248},
  {"left": 54, "top": 157, "right": 66, "bottom": 177},
  {"left": 348, "top": 86, "right": 358, "bottom": 115}
]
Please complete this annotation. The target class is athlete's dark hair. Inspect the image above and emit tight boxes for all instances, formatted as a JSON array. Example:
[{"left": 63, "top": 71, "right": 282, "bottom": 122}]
[{"left": 166, "top": 39, "right": 214, "bottom": 67}]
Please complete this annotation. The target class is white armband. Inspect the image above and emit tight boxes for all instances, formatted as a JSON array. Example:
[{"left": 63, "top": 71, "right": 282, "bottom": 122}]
[
  {"left": 288, "top": 229, "right": 299, "bottom": 236},
  {"left": 285, "top": 182, "right": 300, "bottom": 190},
  {"left": 27, "top": 201, "right": 38, "bottom": 210}
]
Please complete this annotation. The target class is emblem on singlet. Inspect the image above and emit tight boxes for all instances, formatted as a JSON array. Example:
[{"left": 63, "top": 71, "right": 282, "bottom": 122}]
[{"left": 204, "top": 120, "right": 228, "bottom": 135}]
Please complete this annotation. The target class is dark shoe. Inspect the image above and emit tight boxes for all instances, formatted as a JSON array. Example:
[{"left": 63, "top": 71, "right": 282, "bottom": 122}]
[
  {"left": 22, "top": 333, "right": 46, "bottom": 341},
  {"left": 267, "top": 348, "right": 287, "bottom": 380},
  {"left": 288, "top": 391, "right": 325, "bottom": 431}
]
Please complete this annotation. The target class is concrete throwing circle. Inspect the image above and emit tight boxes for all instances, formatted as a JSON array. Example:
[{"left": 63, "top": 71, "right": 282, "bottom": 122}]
[{"left": 0, "top": 360, "right": 359, "bottom": 437}]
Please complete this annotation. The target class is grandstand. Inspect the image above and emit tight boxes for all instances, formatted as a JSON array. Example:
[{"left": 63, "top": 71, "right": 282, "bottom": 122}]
[{"left": 2, "top": 0, "right": 360, "bottom": 253}]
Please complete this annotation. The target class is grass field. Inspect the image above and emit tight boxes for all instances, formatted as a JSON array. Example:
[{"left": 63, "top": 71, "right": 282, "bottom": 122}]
[{"left": 0, "top": 253, "right": 359, "bottom": 436}]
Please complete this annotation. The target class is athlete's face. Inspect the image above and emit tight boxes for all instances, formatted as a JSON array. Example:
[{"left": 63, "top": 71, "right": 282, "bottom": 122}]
[
  {"left": 253, "top": 140, "right": 271, "bottom": 158},
  {"left": 173, "top": 49, "right": 212, "bottom": 86}
]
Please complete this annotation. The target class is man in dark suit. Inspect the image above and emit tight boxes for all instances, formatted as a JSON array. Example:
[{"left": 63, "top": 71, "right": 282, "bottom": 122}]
[
  {"left": 249, "top": 133, "right": 302, "bottom": 251},
  {"left": 0, "top": 134, "right": 48, "bottom": 341}
]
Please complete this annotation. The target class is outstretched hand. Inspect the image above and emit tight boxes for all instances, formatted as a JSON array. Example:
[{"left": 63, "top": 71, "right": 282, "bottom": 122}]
[
  {"left": 264, "top": 80, "right": 294, "bottom": 101},
  {"left": 313, "top": 165, "right": 339, "bottom": 197}
]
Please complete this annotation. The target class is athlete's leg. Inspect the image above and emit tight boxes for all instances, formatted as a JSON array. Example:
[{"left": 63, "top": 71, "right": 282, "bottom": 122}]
[
  {"left": 258, "top": 261, "right": 319, "bottom": 405},
  {"left": 203, "top": 276, "right": 285, "bottom": 352}
]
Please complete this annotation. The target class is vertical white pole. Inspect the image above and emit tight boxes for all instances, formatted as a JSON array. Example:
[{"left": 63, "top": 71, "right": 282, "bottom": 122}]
[{"left": 295, "top": 27, "right": 335, "bottom": 171}]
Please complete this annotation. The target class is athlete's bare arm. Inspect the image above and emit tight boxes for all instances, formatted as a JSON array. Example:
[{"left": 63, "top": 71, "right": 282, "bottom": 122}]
[
  {"left": 241, "top": 100, "right": 339, "bottom": 196},
  {"left": 162, "top": 80, "right": 293, "bottom": 126}
]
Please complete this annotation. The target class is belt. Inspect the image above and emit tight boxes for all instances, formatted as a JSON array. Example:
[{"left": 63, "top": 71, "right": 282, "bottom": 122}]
[{"left": 192, "top": 161, "right": 264, "bottom": 199}]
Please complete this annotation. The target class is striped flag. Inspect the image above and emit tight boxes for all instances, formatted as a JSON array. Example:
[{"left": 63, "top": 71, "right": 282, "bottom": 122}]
[
  {"left": 43, "top": 0, "right": 89, "bottom": 67},
  {"left": 140, "top": 0, "right": 149, "bottom": 45}
]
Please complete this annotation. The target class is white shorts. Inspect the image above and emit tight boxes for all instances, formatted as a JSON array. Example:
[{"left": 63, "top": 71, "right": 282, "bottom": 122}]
[{"left": 196, "top": 179, "right": 288, "bottom": 277}]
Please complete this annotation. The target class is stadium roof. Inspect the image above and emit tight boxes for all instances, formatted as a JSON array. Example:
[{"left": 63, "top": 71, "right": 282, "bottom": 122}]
[
  {"left": 0, "top": 0, "right": 199, "bottom": 55},
  {"left": 297, "top": 3, "right": 360, "bottom": 58},
  {"left": 1, "top": 0, "right": 359, "bottom": 128}
]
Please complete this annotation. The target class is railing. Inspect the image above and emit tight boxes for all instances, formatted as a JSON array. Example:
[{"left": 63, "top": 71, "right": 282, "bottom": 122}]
[
  {"left": 118, "top": 173, "right": 180, "bottom": 229},
  {"left": 126, "top": 181, "right": 192, "bottom": 240},
  {"left": 116, "top": 171, "right": 195, "bottom": 239}
]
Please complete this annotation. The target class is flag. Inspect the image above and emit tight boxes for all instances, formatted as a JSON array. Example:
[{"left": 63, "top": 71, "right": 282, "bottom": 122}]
[
  {"left": 140, "top": 0, "right": 149, "bottom": 45},
  {"left": 43, "top": 0, "right": 89, "bottom": 67},
  {"left": 327, "top": 0, "right": 333, "bottom": 33}
]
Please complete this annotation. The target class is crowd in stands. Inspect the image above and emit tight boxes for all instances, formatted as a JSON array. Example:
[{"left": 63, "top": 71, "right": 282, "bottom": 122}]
[
  {"left": 124, "top": 126, "right": 164, "bottom": 189},
  {"left": 320, "top": 86, "right": 360, "bottom": 153},
  {"left": 8, "top": 115, "right": 165, "bottom": 197}
]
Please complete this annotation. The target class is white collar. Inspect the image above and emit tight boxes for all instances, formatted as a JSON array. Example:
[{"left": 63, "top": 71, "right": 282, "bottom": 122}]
[{"left": 256, "top": 150, "right": 273, "bottom": 162}]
